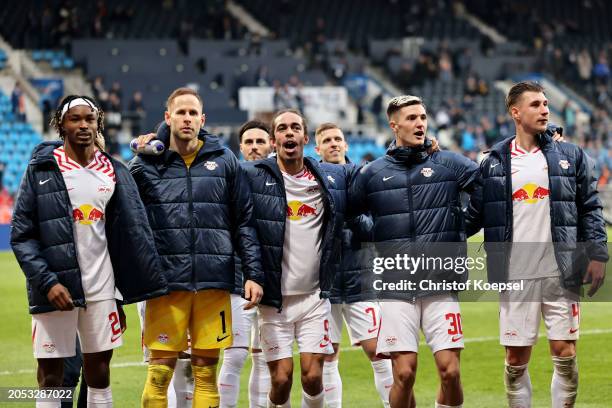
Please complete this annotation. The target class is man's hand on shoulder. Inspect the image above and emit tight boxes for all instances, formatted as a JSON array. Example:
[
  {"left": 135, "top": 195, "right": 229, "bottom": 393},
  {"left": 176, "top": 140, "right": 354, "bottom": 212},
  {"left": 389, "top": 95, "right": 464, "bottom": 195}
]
[{"left": 427, "top": 137, "right": 440, "bottom": 154}]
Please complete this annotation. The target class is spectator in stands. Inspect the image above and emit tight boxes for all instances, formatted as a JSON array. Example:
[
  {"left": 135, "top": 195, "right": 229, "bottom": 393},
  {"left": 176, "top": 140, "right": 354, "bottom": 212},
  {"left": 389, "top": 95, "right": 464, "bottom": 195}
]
[
  {"left": 11, "top": 83, "right": 26, "bottom": 122},
  {"left": 480, "top": 116, "right": 499, "bottom": 147},
  {"left": 40, "top": 7, "right": 54, "bottom": 48},
  {"left": 0, "top": 181, "right": 13, "bottom": 224},
  {"left": 438, "top": 51, "right": 453, "bottom": 82},
  {"left": 435, "top": 102, "right": 451, "bottom": 130},
  {"left": 177, "top": 17, "right": 194, "bottom": 55},
  {"left": 562, "top": 101, "right": 577, "bottom": 136},
  {"left": 478, "top": 78, "right": 489, "bottom": 96},
  {"left": 255, "top": 65, "right": 270, "bottom": 86},
  {"left": 577, "top": 49, "right": 593, "bottom": 85},
  {"left": 593, "top": 52, "right": 610, "bottom": 85},
  {"left": 92, "top": 76, "right": 106, "bottom": 101},
  {"left": 109, "top": 81, "right": 123, "bottom": 104},
  {"left": 247, "top": 34, "right": 263, "bottom": 56},
  {"left": 412, "top": 53, "right": 436, "bottom": 86},
  {"left": 465, "top": 74, "right": 479, "bottom": 97},
  {"left": 128, "top": 91, "right": 145, "bottom": 136},
  {"left": 393, "top": 61, "right": 412, "bottom": 90},
  {"left": 454, "top": 47, "right": 473, "bottom": 78}
]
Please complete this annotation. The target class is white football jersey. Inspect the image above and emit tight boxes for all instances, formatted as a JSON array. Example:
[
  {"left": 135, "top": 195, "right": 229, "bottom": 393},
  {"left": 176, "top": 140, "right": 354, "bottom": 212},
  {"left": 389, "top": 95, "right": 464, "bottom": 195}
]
[
  {"left": 508, "top": 140, "right": 559, "bottom": 279},
  {"left": 281, "top": 167, "right": 324, "bottom": 295},
  {"left": 54, "top": 147, "right": 117, "bottom": 301}
]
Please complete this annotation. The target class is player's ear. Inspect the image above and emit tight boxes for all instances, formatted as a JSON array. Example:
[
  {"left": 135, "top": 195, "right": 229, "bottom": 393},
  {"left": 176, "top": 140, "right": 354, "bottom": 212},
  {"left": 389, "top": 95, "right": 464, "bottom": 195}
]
[
  {"left": 389, "top": 119, "right": 397, "bottom": 133},
  {"left": 201, "top": 113, "right": 206, "bottom": 128},
  {"left": 304, "top": 132, "right": 309, "bottom": 145},
  {"left": 164, "top": 111, "right": 171, "bottom": 126},
  {"left": 314, "top": 144, "right": 321, "bottom": 155},
  {"left": 510, "top": 106, "right": 520, "bottom": 121}
]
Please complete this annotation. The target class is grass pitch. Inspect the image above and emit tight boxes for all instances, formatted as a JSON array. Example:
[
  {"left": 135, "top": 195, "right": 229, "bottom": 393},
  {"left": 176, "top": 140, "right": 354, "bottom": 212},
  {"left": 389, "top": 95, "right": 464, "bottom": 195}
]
[{"left": 1, "top": 247, "right": 611, "bottom": 407}]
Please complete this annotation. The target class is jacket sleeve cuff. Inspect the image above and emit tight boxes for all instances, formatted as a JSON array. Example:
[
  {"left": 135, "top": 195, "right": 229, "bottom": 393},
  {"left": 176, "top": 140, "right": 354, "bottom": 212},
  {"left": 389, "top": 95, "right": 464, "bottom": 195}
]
[
  {"left": 39, "top": 275, "right": 59, "bottom": 297},
  {"left": 587, "top": 242, "right": 609, "bottom": 263}
]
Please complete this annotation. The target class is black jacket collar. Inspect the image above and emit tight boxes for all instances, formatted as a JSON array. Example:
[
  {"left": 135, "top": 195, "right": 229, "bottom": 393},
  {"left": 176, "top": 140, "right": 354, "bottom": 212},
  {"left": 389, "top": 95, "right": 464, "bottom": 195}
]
[{"left": 385, "top": 139, "right": 431, "bottom": 165}]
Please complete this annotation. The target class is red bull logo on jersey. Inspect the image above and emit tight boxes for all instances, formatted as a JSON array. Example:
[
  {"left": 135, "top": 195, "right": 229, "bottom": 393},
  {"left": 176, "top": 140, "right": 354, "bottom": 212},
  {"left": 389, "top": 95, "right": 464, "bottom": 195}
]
[
  {"left": 512, "top": 182, "right": 549, "bottom": 204},
  {"left": 286, "top": 200, "right": 319, "bottom": 220},
  {"left": 72, "top": 204, "right": 105, "bottom": 225}
]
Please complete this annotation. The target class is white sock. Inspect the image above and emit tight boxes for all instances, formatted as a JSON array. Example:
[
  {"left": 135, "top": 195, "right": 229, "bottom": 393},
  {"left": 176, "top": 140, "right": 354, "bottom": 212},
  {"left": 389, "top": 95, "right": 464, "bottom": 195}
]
[
  {"left": 87, "top": 386, "right": 112, "bottom": 407},
  {"left": 504, "top": 362, "right": 532, "bottom": 408},
  {"left": 301, "top": 389, "right": 324, "bottom": 408},
  {"left": 218, "top": 348, "right": 248, "bottom": 408},
  {"left": 322, "top": 359, "right": 342, "bottom": 407},
  {"left": 551, "top": 355, "right": 578, "bottom": 408},
  {"left": 371, "top": 359, "right": 393, "bottom": 407},
  {"left": 36, "top": 401, "right": 60, "bottom": 408},
  {"left": 435, "top": 402, "right": 463, "bottom": 408},
  {"left": 174, "top": 357, "right": 194, "bottom": 408},
  {"left": 250, "top": 352, "right": 271, "bottom": 408},
  {"left": 168, "top": 373, "right": 177, "bottom": 407},
  {"left": 268, "top": 396, "right": 291, "bottom": 407}
]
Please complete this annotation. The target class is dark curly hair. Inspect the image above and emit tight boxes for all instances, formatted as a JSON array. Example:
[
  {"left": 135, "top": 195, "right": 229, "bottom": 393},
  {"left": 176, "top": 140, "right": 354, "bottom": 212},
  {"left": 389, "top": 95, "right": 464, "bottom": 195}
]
[{"left": 50, "top": 95, "right": 105, "bottom": 149}]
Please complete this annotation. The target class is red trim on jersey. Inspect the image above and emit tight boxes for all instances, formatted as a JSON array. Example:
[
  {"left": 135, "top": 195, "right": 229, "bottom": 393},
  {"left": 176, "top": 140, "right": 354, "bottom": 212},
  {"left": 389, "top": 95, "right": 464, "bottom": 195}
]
[
  {"left": 54, "top": 148, "right": 80, "bottom": 172},
  {"left": 510, "top": 139, "right": 540, "bottom": 155},
  {"left": 294, "top": 167, "right": 315, "bottom": 180},
  {"left": 86, "top": 152, "right": 101, "bottom": 169}
]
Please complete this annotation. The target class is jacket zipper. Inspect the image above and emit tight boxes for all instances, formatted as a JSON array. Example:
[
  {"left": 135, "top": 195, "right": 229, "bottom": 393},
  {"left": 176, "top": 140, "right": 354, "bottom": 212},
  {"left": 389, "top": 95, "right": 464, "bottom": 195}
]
[
  {"left": 405, "top": 164, "right": 416, "bottom": 302},
  {"left": 277, "top": 172, "right": 287, "bottom": 313},
  {"left": 46, "top": 158, "right": 88, "bottom": 307},
  {"left": 185, "top": 159, "right": 197, "bottom": 292}
]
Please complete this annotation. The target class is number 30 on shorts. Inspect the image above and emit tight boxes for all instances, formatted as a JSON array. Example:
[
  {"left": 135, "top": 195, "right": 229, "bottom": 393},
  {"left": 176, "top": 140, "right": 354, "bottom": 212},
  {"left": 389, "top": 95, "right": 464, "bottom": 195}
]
[{"left": 445, "top": 313, "right": 463, "bottom": 336}]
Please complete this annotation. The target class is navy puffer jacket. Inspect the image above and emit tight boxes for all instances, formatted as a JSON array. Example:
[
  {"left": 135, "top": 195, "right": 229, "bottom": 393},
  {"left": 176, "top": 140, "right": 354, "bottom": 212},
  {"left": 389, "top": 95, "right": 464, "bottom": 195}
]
[
  {"left": 129, "top": 124, "right": 264, "bottom": 292},
  {"left": 349, "top": 142, "right": 481, "bottom": 298},
  {"left": 242, "top": 157, "right": 349, "bottom": 309},
  {"left": 11, "top": 141, "right": 168, "bottom": 314},
  {"left": 465, "top": 132, "right": 608, "bottom": 288},
  {"left": 329, "top": 160, "right": 376, "bottom": 304}
]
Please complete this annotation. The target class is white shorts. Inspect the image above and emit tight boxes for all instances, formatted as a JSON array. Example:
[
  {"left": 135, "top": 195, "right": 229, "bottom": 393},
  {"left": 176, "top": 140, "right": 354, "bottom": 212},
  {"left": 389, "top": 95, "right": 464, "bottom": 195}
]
[
  {"left": 32, "top": 299, "right": 123, "bottom": 358},
  {"left": 329, "top": 302, "right": 380, "bottom": 345},
  {"left": 500, "top": 277, "right": 580, "bottom": 346},
  {"left": 229, "top": 293, "right": 257, "bottom": 349},
  {"left": 137, "top": 301, "right": 150, "bottom": 362},
  {"left": 251, "top": 312, "right": 262, "bottom": 350},
  {"left": 376, "top": 294, "right": 464, "bottom": 356},
  {"left": 258, "top": 291, "right": 333, "bottom": 362}
]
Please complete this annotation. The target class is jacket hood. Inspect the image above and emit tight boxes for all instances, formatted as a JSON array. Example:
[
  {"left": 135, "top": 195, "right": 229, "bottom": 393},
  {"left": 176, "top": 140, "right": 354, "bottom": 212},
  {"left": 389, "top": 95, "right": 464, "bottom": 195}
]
[
  {"left": 30, "top": 140, "right": 63, "bottom": 164},
  {"left": 386, "top": 138, "right": 431, "bottom": 165},
  {"left": 155, "top": 122, "right": 225, "bottom": 156}
]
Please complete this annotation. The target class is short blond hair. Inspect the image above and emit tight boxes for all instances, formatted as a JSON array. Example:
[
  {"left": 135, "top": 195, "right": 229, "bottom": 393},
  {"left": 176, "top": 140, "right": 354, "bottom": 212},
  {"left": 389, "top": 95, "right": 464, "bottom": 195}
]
[
  {"left": 315, "top": 122, "right": 342, "bottom": 144},
  {"left": 386, "top": 95, "right": 425, "bottom": 119}
]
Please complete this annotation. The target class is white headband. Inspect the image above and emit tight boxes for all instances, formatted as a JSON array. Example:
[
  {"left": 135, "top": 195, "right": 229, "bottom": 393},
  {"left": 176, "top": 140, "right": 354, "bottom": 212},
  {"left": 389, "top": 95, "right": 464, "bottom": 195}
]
[{"left": 60, "top": 98, "right": 98, "bottom": 122}]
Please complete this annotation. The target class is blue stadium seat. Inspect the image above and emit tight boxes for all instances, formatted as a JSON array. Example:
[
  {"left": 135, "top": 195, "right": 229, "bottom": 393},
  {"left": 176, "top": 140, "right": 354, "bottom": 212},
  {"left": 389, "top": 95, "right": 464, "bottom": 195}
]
[{"left": 63, "top": 58, "right": 74, "bottom": 69}]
